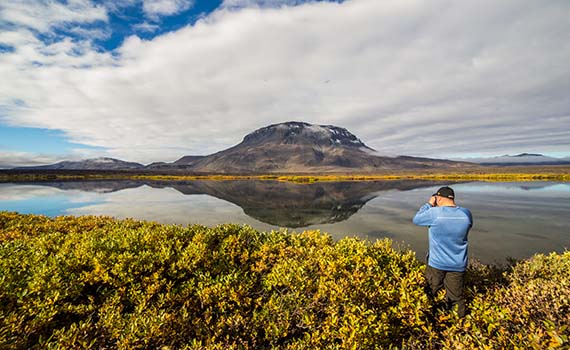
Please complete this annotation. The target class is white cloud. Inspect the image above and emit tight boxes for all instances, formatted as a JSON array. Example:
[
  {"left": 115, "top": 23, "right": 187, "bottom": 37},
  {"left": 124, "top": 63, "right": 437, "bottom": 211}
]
[
  {"left": 0, "top": 33, "right": 115, "bottom": 68},
  {"left": 0, "top": 147, "right": 113, "bottom": 168},
  {"left": 102, "top": 0, "right": 139, "bottom": 14},
  {"left": 0, "top": 151, "right": 69, "bottom": 169},
  {"left": 132, "top": 21, "right": 161, "bottom": 33},
  {"left": 221, "top": 0, "right": 314, "bottom": 9},
  {"left": 67, "top": 25, "right": 112, "bottom": 41},
  {"left": 0, "top": 184, "right": 65, "bottom": 200},
  {"left": 0, "top": 28, "right": 38, "bottom": 47},
  {"left": 0, "top": 0, "right": 108, "bottom": 33},
  {"left": 1, "top": 0, "right": 570, "bottom": 165},
  {"left": 0, "top": 1, "right": 114, "bottom": 69},
  {"left": 142, "top": 0, "right": 195, "bottom": 20}
]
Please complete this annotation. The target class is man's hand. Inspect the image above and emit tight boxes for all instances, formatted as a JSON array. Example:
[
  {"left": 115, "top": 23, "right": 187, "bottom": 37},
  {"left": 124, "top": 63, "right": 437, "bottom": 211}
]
[{"left": 429, "top": 195, "right": 437, "bottom": 207}]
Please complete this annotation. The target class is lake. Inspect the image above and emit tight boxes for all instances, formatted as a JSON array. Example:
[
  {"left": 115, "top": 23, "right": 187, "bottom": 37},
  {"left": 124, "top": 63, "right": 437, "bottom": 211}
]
[{"left": 1, "top": 179, "right": 568, "bottom": 264}]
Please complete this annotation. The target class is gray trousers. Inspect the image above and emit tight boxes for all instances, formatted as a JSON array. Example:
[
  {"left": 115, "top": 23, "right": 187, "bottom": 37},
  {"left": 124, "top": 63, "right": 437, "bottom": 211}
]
[{"left": 425, "top": 265, "right": 466, "bottom": 317}]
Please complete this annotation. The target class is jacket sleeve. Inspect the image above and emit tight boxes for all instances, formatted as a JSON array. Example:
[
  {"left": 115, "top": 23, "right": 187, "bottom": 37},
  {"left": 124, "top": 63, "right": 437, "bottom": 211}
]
[
  {"left": 465, "top": 208, "right": 474, "bottom": 228},
  {"left": 413, "top": 203, "right": 434, "bottom": 226}
]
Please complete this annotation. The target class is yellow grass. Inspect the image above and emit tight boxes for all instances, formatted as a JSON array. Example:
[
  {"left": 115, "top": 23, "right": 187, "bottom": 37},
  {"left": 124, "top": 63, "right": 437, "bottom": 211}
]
[
  {"left": 272, "top": 172, "right": 570, "bottom": 183},
  {"left": 1, "top": 170, "right": 569, "bottom": 183}
]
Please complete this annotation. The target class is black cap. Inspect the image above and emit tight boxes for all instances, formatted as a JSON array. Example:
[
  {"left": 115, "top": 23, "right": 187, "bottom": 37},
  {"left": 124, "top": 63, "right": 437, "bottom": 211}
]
[{"left": 433, "top": 186, "right": 455, "bottom": 199}]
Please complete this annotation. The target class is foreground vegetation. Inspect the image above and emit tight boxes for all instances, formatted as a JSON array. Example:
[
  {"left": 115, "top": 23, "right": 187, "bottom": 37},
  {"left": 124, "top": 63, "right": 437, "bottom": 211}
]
[
  {"left": 1, "top": 166, "right": 569, "bottom": 183},
  {"left": 1, "top": 213, "right": 568, "bottom": 349}
]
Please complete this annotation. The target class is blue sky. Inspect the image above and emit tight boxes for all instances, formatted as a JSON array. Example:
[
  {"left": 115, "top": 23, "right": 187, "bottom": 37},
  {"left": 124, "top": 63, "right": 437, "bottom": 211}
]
[
  {"left": 0, "top": 126, "right": 103, "bottom": 154},
  {"left": 0, "top": 0, "right": 228, "bottom": 160},
  {"left": 0, "top": 0, "right": 569, "bottom": 167},
  {"left": 58, "top": 0, "right": 226, "bottom": 51}
]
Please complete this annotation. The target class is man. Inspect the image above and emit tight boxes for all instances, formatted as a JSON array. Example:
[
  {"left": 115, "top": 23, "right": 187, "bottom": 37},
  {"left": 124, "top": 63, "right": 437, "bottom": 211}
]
[{"left": 413, "top": 186, "right": 473, "bottom": 317}]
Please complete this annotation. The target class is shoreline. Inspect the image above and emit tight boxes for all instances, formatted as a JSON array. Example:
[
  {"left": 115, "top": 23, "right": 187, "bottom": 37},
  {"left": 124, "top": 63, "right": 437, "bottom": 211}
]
[{"left": 1, "top": 165, "right": 570, "bottom": 183}]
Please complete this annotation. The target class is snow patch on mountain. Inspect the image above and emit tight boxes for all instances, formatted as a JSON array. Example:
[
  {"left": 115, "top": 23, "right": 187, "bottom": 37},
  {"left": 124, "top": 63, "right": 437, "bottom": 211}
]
[
  {"left": 242, "top": 121, "right": 375, "bottom": 151},
  {"left": 92, "top": 158, "right": 117, "bottom": 163},
  {"left": 305, "top": 124, "right": 328, "bottom": 135}
]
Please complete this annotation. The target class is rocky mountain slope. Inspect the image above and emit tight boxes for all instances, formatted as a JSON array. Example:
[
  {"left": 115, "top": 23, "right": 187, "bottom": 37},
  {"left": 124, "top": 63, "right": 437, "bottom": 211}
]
[{"left": 160, "top": 121, "right": 473, "bottom": 173}]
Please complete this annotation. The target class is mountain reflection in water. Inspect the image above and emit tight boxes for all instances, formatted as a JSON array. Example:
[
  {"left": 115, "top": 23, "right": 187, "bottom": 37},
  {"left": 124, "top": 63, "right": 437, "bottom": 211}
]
[{"left": 20, "top": 180, "right": 452, "bottom": 227}]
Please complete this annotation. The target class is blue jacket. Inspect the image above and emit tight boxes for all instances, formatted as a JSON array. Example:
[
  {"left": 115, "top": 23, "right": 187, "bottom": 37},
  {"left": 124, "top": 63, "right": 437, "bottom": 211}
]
[{"left": 413, "top": 203, "right": 473, "bottom": 272}]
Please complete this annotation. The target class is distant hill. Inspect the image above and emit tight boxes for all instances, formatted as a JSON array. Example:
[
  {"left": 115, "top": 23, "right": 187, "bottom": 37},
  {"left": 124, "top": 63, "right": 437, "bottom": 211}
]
[
  {"left": 150, "top": 121, "right": 475, "bottom": 173},
  {"left": 16, "top": 157, "right": 145, "bottom": 171},
  {"left": 457, "top": 153, "right": 570, "bottom": 166}
]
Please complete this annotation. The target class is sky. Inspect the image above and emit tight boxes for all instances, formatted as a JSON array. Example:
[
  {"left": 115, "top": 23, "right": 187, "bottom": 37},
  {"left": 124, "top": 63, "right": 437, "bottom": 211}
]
[{"left": 1, "top": 0, "right": 569, "bottom": 168}]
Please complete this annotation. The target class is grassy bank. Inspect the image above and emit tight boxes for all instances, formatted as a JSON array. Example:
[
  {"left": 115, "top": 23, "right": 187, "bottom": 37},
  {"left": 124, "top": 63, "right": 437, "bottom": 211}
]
[
  {"left": 271, "top": 172, "right": 570, "bottom": 183},
  {"left": 1, "top": 212, "right": 568, "bottom": 349},
  {"left": 1, "top": 166, "right": 570, "bottom": 183}
]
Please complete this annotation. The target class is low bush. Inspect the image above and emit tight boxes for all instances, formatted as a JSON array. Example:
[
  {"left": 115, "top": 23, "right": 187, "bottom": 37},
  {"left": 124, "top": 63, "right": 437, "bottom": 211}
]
[
  {"left": 0, "top": 212, "right": 568, "bottom": 349},
  {"left": 441, "top": 252, "right": 570, "bottom": 349}
]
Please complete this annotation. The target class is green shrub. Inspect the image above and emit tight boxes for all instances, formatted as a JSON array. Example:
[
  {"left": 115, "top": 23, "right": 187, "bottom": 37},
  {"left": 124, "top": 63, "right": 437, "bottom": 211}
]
[
  {"left": 0, "top": 212, "right": 568, "bottom": 349},
  {"left": 440, "top": 252, "right": 570, "bottom": 350}
]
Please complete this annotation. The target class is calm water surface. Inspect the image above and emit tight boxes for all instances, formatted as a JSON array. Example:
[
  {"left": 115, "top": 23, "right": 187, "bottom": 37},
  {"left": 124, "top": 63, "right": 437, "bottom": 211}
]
[{"left": 1, "top": 180, "right": 568, "bottom": 264}]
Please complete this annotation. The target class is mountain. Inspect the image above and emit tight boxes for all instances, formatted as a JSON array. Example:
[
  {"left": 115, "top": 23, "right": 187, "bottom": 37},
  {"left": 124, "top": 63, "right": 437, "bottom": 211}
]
[
  {"left": 173, "top": 155, "right": 207, "bottom": 165},
  {"left": 153, "top": 121, "right": 474, "bottom": 173},
  {"left": 12, "top": 122, "right": 476, "bottom": 173},
  {"left": 457, "top": 153, "right": 570, "bottom": 166},
  {"left": 16, "top": 157, "right": 145, "bottom": 170}
]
